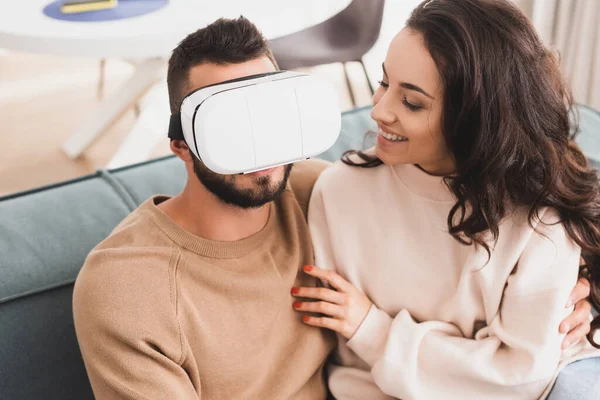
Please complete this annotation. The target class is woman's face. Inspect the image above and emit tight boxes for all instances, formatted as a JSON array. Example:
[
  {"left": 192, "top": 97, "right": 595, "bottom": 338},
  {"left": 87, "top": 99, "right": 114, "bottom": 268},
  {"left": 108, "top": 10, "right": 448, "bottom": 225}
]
[{"left": 373, "top": 28, "right": 454, "bottom": 176}]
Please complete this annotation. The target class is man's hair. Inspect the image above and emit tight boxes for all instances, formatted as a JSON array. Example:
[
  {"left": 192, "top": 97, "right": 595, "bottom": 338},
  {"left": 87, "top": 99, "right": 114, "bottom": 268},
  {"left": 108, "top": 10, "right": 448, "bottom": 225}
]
[{"left": 167, "top": 16, "right": 278, "bottom": 114}]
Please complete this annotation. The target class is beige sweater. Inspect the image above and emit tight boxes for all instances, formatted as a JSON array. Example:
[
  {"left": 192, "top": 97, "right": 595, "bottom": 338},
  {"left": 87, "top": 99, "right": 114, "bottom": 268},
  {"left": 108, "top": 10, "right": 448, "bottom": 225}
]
[
  {"left": 308, "top": 160, "right": 600, "bottom": 400},
  {"left": 73, "top": 160, "right": 335, "bottom": 400}
]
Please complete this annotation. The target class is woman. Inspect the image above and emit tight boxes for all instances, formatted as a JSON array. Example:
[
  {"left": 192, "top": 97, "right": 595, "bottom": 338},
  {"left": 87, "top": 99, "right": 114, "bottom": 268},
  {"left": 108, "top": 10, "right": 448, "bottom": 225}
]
[{"left": 292, "top": 0, "right": 600, "bottom": 399}]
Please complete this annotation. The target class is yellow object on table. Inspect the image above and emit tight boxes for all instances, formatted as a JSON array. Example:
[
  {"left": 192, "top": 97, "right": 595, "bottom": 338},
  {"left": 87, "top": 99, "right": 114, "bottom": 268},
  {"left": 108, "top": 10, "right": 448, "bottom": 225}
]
[{"left": 60, "top": 0, "right": 118, "bottom": 14}]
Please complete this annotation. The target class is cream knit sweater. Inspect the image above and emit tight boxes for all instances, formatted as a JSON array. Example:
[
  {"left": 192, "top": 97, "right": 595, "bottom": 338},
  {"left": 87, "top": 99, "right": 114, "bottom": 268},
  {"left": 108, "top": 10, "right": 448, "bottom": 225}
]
[{"left": 308, "top": 160, "right": 600, "bottom": 400}]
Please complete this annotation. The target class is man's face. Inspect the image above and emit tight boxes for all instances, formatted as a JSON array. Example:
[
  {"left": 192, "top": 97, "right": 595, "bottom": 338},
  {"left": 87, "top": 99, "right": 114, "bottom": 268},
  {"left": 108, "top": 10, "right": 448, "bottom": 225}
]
[{"left": 186, "top": 57, "right": 292, "bottom": 209}]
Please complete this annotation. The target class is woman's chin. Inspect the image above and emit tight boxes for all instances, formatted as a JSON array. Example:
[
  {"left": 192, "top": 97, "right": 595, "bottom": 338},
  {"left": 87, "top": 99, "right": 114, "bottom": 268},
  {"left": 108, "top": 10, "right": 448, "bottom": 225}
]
[{"left": 375, "top": 146, "right": 408, "bottom": 166}]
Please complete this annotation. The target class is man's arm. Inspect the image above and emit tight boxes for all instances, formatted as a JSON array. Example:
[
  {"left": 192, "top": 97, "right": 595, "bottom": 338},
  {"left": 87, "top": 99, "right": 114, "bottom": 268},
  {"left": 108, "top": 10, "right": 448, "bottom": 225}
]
[{"left": 73, "top": 249, "right": 199, "bottom": 399}]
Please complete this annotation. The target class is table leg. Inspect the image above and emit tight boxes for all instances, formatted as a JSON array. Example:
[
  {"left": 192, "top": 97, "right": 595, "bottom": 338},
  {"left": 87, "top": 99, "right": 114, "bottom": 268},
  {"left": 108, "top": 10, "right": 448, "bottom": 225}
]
[
  {"left": 107, "top": 81, "right": 170, "bottom": 169},
  {"left": 61, "top": 58, "right": 165, "bottom": 159}
]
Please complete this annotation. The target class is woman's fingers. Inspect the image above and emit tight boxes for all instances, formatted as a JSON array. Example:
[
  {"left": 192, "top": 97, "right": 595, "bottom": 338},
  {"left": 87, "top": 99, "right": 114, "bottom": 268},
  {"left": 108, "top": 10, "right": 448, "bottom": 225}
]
[
  {"left": 301, "top": 315, "right": 345, "bottom": 333},
  {"left": 291, "top": 286, "right": 346, "bottom": 305},
  {"left": 293, "top": 267, "right": 373, "bottom": 339},
  {"left": 302, "top": 265, "right": 352, "bottom": 292},
  {"left": 560, "top": 297, "right": 592, "bottom": 349},
  {"left": 560, "top": 297, "right": 592, "bottom": 334},
  {"left": 566, "top": 277, "right": 590, "bottom": 308},
  {"left": 294, "top": 301, "right": 345, "bottom": 319}
]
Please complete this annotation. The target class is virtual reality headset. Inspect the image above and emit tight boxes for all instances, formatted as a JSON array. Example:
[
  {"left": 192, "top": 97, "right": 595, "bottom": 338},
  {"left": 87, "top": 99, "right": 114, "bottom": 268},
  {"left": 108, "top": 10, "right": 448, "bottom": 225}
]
[{"left": 168, "top": 71, "right": 341, "bottom": 174}]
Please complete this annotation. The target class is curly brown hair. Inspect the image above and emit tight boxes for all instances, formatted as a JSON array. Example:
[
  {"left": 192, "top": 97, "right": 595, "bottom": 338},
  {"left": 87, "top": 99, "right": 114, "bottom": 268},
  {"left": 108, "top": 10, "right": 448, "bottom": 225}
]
[{"left": 343, "top": 0, "right": 600, "bottom": 347}]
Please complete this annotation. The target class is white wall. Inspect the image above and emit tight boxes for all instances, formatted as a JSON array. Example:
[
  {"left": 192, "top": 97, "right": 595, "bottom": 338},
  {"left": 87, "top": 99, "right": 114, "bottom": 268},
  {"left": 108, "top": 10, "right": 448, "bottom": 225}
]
[{"left": 363, "top": 0, "right": 423, "bottom": 89}]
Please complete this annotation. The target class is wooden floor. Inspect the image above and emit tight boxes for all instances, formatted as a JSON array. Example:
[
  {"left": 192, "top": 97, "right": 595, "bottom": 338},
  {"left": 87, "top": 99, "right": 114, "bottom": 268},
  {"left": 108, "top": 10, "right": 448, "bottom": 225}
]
[{"left": 0, "top": 55, "right": 139, "bottom": 195}]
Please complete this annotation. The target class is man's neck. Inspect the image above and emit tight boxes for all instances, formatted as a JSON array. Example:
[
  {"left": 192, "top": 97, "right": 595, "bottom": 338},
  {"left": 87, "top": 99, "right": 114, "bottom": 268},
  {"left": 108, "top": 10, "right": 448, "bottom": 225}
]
[{"left": 158, "top": 182, "right": 271, "bottom": 242}]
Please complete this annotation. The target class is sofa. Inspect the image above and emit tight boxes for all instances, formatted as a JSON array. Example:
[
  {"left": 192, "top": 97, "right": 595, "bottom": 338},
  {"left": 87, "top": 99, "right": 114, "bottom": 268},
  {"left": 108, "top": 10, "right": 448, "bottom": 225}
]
[{"left": 0, "top": 105, "right": 598, "bottom": 399}]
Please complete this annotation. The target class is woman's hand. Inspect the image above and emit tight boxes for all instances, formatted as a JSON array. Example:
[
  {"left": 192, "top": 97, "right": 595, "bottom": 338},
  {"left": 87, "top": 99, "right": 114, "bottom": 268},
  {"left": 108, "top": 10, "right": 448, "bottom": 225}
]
[{"left": 291, "top": 265, "right": 372, "bottom": 339}]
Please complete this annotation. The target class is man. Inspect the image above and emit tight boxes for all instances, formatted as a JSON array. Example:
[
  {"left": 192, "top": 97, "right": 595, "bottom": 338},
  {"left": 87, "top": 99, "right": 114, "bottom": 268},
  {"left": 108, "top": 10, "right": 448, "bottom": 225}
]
[{"left": 73, "top": 17, "right": 592, "bottom": 400}]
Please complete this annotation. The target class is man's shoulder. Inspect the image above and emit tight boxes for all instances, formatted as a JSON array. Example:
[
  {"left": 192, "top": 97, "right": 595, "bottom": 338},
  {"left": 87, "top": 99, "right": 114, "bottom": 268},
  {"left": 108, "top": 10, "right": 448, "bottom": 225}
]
[
  {"left": 76, "top": 244, "right": 176, "bottom": 300},
  {"left": 287, "top": 159, "right": 332, "bottom": 215},
  {"left": 73, "top": 224, "right": 183, "bottom": 363},
  {"left": 75, "top": 205, "right": 177, "bottom": 305},
  {"left": 74, "top": 242, "right": 180, "bottom": 339}
]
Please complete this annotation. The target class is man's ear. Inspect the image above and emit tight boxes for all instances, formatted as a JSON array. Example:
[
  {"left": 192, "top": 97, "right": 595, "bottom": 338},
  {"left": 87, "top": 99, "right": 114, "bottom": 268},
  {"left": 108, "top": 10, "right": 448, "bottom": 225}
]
[{"left": 170, "top": 140, "right": 193, "bottom": 162}]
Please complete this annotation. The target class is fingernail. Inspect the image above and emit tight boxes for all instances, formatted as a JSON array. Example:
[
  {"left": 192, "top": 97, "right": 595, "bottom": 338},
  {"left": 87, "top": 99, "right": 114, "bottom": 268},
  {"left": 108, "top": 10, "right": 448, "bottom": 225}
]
[
  {"left": 566, "top": 298, "right": 573, "bottom": 308},
  {"left": 303, "top": 316, "right": 310, "bottom": 322},
  {"left": 293, "top": 302, "right": 302, "bottom": 308},
  {"left": 291, "top": 287, "right": 299, "bottom": 295},
  {"left": 561, "top": 323, "right": 570, "bottom": 334},
  {"left": 304, "top": 265, "right": 313, "bottom": 272},
  {"left": 562, "top": 339, "right": 570, "bottom": 349}
]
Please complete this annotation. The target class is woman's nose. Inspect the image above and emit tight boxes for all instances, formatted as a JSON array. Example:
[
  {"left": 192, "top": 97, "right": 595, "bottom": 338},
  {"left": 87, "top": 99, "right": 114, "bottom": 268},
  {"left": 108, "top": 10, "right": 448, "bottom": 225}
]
[{"left": 371, "top": 98, "right": 397, "bottom": 125}]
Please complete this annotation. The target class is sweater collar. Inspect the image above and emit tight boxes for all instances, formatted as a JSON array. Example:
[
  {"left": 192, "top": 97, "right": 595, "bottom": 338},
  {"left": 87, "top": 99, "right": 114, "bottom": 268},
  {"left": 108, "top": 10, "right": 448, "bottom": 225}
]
[
  {"left": 391, "top": 163, "right": 456, "bottom": 203},
  {"left": 143, "top": 195, "right": 277, "bottom": 259}
]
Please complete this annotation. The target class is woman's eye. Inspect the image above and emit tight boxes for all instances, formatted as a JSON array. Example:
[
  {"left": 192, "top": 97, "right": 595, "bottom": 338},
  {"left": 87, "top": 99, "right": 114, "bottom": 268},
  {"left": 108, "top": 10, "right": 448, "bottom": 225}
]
[
  {"left": 377, "top": 80, "right": 389, "bottom": 89},
  {"left": 402, "top": 97, "right": 422, "bottom": 111}
]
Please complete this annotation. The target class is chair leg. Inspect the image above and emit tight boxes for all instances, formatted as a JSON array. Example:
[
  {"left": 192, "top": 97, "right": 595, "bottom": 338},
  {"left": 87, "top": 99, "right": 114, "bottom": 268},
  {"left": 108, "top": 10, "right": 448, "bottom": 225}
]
[
  {"left": 97, "top": 59, "right": 106, "bottom": 100},
  {"left": 359, "top": 59, "right": 374, "bottom": 95},
  {"left": 343, "top": 62, "right": 357, "bottom": 107},
  {"left": 97, "top": 59, "right": 141, "bottom": 117}
]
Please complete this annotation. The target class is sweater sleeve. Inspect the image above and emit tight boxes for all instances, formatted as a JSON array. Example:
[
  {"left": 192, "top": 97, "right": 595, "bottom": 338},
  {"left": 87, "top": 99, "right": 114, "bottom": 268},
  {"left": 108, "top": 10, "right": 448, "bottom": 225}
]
[
  {"left": 346, "top": 215, "right": 580, "bottom": 400},
  {"left": 73, "top": 248, "right": 199, "bottom": 400}
]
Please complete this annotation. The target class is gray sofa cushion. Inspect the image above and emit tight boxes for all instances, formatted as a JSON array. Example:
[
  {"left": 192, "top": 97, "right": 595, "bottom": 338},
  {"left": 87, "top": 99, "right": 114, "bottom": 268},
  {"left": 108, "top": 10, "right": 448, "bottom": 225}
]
[{"left": 2, "top": 286, "right": 94, "bottom": 399}]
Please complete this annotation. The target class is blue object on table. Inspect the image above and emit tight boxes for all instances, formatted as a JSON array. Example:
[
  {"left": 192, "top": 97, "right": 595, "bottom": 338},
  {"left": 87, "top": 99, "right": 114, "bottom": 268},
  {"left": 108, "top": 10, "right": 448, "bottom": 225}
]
[{"left": 43, "top": 0, "right": 168, "bottom": 22}]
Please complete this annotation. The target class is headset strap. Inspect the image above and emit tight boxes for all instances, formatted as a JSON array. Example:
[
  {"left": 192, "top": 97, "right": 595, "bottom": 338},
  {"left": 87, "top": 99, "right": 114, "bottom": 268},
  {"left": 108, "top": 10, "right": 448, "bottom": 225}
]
[{"left": 167, "top": 114, "right": 184, "bottom": 140}]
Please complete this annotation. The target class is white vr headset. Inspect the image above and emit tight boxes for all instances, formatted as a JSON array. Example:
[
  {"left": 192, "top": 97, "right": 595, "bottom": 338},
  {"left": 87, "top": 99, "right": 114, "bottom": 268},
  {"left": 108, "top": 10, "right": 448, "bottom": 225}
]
[{"left": 168, "top": 71, "right": 341, "bottom": 174}]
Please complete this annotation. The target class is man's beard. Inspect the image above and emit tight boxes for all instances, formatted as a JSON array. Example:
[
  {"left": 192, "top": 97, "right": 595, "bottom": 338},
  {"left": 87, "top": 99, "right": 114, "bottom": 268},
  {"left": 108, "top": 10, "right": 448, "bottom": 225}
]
[{"left": 192, "top": 154, "right": 293, "bottom": 209}]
